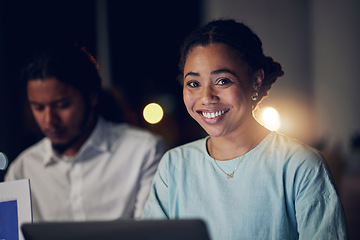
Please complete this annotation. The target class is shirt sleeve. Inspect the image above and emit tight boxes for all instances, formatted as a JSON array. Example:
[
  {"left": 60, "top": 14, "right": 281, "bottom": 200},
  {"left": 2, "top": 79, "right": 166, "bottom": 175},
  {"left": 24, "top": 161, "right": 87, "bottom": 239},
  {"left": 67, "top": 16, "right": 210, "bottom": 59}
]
[
  {"left": 141, "top": 151, "right": 170, "bottom": 219},
  {"left": 133, "top": 137, "right": 167, "bottom": 219},
  {"left": 294, "top": 151, "right": 349, "bottom": 240},
  {"left": 4, "top": 157, "right": 23, "bottom": 181}
]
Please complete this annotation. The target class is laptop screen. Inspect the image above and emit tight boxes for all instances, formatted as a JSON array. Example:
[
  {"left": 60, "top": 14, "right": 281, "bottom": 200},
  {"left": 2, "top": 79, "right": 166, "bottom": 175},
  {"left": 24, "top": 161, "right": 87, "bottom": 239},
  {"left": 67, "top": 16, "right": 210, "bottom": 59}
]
[{"left": 21, "top": 219, "right": 210, "bottom": 240}]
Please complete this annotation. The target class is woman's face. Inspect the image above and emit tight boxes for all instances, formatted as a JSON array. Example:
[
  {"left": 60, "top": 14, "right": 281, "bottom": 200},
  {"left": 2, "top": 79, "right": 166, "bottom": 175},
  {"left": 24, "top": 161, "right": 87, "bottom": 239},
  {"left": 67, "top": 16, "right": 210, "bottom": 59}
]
[{"left": 183, "top": 43, "right": 255, "bottom": 138}]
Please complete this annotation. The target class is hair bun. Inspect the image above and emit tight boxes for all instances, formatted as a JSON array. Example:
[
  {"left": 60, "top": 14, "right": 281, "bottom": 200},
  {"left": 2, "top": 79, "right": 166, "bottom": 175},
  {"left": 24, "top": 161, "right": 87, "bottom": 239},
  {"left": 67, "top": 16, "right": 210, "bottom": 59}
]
[{"left": 263, "top": 56, "right": 284, "bottom": 86}]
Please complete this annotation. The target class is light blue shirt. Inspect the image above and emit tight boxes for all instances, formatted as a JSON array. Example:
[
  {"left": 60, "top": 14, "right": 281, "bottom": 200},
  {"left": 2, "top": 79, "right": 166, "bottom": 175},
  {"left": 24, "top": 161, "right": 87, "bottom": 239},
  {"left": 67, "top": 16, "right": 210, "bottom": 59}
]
[{"left": 142, "top": 132, "right": 348, "bottom": 240}]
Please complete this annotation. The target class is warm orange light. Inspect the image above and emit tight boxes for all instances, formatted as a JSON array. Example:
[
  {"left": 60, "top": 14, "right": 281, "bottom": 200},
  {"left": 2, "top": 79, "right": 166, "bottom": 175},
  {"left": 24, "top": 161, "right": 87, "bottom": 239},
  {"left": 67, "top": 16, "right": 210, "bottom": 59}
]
[{"left": 261, "top": 107, "right": 281, "bottom": 131}]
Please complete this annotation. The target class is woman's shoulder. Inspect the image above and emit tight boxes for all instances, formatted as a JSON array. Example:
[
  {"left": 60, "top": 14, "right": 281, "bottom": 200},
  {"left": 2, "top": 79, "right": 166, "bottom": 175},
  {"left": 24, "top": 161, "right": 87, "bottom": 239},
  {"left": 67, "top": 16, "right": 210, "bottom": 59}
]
[
  {"left": 262, "top": 131, "right": 326, "bottom": 170},
  {"left": 167, "top": 137, "right": 208, "bottom": 156},
  {"left": 159, "top": 137, "right": 208, "bottom": 167},
  {"left": 268, "top": 132, "right": 323, "bottom": 156}
]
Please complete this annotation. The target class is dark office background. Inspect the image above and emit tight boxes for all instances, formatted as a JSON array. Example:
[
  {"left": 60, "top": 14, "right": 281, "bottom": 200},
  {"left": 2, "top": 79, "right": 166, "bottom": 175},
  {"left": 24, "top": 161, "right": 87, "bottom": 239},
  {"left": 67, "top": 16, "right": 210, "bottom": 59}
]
[{"left": 0, "top": 0, "right": 204, "bottom": 182}]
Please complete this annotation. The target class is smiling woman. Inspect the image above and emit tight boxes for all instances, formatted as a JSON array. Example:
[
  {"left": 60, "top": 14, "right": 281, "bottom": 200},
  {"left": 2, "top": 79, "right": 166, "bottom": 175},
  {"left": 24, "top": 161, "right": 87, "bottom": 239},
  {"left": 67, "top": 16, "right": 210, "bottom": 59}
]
[
  {"left": 182, "top": 43, "right": 258, "bottom": 141},
  {"left": 142, "top": 19, "right": 348, "bottom": 240}
]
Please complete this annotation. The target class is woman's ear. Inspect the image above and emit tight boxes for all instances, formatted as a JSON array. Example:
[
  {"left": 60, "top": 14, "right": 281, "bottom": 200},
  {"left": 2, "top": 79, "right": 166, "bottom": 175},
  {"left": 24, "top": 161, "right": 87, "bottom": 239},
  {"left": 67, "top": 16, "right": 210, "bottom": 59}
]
[
  {"left": 253, "top": 69, "right": 264, "bottom": 89},
  {"left": 250, "top": 69, "right": 264, "bottom": 103}
]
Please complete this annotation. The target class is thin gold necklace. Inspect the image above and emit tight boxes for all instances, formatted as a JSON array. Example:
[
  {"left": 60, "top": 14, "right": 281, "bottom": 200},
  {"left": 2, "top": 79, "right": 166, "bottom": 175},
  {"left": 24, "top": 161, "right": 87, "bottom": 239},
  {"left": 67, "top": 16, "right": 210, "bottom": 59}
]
[
  {"left": 208, "top": 134, "right": 262, "bottom": 179},
  {"left": 213, "top": 154, "right": 245, "bottom": 179}
]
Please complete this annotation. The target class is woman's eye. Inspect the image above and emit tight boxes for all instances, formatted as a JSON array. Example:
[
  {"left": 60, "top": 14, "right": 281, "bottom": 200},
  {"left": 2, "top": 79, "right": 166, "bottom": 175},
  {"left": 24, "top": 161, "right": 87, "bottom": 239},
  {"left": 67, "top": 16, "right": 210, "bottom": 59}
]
[
  {"left": 186, "top": 81, "right": 200, "bottom": 88},
  {"left": 216, "top": 77, "right": 232, "bottom": 85}
]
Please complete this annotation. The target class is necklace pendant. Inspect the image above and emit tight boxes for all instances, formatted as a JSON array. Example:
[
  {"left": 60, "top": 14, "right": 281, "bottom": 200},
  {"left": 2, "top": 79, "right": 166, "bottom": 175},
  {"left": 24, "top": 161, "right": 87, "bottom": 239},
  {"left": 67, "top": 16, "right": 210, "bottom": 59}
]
[
  {"left": 213, "top": 154, "right": 244, "bottom": 180},
  {"left": 227, "top": 173, "right": 234, "bottom": 179}
]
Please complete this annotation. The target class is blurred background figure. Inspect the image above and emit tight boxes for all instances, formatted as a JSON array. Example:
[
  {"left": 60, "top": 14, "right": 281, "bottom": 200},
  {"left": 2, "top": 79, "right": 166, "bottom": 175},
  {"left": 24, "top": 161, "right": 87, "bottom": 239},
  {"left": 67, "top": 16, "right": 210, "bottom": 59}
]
[{"left": 5, "top": 44, "right": 166, "bottom": 222}]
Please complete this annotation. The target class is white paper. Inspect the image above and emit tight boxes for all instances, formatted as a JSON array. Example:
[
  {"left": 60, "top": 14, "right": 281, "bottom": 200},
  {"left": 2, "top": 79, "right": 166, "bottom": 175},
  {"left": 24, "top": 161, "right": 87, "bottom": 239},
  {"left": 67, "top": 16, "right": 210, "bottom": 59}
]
[{"left": 0, "top": 179, "right": 32, "bottom": 240}]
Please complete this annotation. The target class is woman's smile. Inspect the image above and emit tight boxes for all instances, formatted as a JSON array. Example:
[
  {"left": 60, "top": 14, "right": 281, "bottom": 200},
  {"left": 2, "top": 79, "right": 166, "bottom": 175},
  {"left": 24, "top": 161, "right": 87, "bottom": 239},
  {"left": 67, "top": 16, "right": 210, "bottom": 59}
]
[{"left": 198, "top": 108, "right": 230, "bottom": 119}]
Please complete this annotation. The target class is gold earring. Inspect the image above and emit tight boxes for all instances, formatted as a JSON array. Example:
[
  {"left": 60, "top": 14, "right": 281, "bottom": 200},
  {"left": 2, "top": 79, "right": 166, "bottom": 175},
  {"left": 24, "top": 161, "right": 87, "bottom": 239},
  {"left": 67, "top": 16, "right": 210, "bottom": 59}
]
[{"left": 251, "top": 92, "right": 258, "bottom": 101}]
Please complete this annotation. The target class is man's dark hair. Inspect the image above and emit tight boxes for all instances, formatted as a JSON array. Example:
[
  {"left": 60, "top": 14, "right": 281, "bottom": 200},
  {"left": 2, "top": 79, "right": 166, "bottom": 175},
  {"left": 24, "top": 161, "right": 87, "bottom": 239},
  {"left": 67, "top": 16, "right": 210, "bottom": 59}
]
[
  {"left": 22, "top": 44, "right": 102, "bottom": 98},
  {"left": 21, "top": 44, "right": 135, "bottom": 126}
]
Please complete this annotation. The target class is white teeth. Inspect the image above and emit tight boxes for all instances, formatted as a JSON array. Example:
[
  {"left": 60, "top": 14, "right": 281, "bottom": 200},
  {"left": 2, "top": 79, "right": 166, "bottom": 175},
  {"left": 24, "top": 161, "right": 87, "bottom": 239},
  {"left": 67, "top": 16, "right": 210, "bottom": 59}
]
[{"left": 202, "top": 109, "right": 228, "bottom": 119}]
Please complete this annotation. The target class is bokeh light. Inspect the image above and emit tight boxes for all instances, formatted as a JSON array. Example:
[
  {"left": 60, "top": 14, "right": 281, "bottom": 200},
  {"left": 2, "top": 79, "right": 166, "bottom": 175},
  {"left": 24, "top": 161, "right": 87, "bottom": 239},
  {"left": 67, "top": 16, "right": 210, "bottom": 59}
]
[
  {"left": 0, "top": 152, "right": 8, "bottom": 170},
  {"left": 143, "top": 103, "right": 164, "bottom": 124},
  {"left": 261, "top": 107, "right": 281, "bottom": 131}
]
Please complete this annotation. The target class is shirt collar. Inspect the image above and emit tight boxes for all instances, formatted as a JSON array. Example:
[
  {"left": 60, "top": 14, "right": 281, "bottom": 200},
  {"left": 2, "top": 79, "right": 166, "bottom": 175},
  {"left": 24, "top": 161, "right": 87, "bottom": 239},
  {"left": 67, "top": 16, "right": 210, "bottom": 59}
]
[
  {"left": 42, "top": 117, "right": 111, "bottom": 166},
  {"left": 85, "top": 116, "right": 112, "bottom": 153}
]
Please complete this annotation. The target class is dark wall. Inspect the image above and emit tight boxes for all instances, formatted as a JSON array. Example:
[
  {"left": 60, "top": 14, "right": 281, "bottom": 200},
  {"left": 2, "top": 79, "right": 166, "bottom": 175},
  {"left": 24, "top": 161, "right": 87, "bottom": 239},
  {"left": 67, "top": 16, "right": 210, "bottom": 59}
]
[{"left": 106, "top": 0, "right": 204, "bottom": 146}]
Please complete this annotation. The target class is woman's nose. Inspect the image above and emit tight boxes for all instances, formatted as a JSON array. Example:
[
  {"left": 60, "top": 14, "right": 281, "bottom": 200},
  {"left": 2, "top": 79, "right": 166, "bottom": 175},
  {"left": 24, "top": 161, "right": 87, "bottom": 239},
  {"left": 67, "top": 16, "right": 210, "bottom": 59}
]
[{"left": 200, "top": 86, "right": 219, "bottom": 105}]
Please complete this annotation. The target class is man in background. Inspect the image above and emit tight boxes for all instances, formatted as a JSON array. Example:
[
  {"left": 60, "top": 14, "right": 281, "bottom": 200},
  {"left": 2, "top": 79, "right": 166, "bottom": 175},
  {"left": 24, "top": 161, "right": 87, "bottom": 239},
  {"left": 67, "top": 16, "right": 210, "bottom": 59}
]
[{"left": 5, "top": 44, "right": 166, "bottom": 221}]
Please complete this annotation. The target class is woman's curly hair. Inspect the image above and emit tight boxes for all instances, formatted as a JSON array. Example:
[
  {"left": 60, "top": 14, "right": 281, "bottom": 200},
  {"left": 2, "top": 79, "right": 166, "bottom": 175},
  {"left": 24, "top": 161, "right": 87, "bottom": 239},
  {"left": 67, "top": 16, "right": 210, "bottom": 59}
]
[{"left": 178, "top": 19, "right": 284, "bottom": 106}]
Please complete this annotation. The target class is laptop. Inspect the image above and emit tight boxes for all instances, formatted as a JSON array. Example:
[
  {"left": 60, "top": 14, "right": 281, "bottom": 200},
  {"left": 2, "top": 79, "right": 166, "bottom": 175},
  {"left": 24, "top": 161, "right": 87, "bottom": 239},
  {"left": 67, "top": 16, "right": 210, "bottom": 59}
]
[{"left": 21, "top": 219, "right": 210, "bottom": 240}]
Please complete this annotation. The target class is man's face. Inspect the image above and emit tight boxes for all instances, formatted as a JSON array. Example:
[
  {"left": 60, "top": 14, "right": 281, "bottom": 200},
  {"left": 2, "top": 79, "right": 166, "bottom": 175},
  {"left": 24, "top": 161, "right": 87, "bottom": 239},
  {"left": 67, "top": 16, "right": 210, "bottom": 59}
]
[{"left": 27, "top": 77, "right": 92, "bottom": 152}]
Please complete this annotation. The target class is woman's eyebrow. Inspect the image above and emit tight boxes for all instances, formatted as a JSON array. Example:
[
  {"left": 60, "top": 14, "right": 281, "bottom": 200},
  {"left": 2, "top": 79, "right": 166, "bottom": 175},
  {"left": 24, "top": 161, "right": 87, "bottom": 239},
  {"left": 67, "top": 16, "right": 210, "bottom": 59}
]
[
  {"left": 185, "top": 69, "right": 236, "bottom": 78},
  {"left": 211, "top": 69, "right": 236, "bottom": 76},
  {"left": 184, "top": 72, "right": 199, "bottom": 78}
]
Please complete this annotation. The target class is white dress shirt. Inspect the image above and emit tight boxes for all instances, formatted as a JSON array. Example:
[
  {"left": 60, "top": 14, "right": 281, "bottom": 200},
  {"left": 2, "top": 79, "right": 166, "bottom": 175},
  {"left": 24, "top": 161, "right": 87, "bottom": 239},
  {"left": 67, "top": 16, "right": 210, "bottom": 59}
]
[{"left": 5, "top": 117, "right": 166, "bottom": 222}]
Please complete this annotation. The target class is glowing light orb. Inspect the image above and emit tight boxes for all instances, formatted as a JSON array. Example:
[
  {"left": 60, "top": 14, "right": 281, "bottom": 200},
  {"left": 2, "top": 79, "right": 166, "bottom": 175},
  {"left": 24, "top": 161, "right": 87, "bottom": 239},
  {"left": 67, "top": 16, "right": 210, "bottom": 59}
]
[
  {"left": 262, "top": 107, "right": 281, "bottom": 131},
  {"left": 143, "top": 103, "right": 164, "bottom": 124}
]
